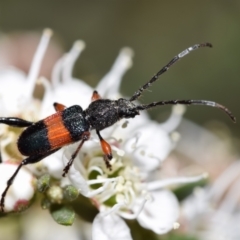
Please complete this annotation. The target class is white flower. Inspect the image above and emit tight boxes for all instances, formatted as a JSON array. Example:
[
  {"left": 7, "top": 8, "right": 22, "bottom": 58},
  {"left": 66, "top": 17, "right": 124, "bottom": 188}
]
[
  {"left": 92, "top": 213, "right": 132, "bottom": 240},
  {"left": 0, "top": 29, "right": 206, "bottom": 239},
  {"left": 0, "top": 29, "right": 52, "bottom": 117},
  {"left": 182, "top": 161, "right": 240, "bottom": 240},
  {"left": 0, "top": 161, "right": 35, "bottom": 212},
  {"left": 49, "top": 33, "right": 206, "bottom": 237},
  {"left": 0, "top": 29, "right": 54, "bottom": 212}
]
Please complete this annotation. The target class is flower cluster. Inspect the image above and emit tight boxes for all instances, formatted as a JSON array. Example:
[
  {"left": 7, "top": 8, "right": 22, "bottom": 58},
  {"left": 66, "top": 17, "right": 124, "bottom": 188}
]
[
  {"left": 181, "top": 160, "right": 240, "bottom": 240},
  {"left": 0, "top": 29, "right": 206, "bottom": 239}
]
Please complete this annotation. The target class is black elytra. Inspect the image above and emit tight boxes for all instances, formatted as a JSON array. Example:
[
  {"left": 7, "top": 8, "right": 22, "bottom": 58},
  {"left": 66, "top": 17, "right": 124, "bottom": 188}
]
[{"left": 0, "top": 42, "right": 236, "bottom": 212}]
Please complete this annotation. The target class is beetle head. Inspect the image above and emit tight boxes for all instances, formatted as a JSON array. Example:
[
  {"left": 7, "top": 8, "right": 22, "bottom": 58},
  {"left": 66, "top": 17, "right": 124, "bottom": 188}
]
[{"left": 117, "top": 98, "right": 139, "bottom": 119}]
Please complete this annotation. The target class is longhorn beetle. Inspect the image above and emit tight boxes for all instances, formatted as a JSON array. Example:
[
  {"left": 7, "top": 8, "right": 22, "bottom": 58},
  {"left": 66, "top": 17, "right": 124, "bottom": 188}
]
[{"left": 0, "top": 43, "right": 236, "bottom": 212}]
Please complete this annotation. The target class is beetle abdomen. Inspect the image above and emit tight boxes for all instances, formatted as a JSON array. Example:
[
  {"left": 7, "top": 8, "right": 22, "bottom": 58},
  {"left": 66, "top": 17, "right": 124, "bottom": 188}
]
[
  {"left": 18, "top": 105, "right": 90, "bottom": 156},
  {"left": 18, "top": 120, "right": 51, "bottom": 156}
]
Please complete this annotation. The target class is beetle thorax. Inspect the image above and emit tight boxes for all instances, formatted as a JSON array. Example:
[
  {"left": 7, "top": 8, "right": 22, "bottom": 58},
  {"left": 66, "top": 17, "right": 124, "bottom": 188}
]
[
  {"left": 117, "top": 98, "right": 139, "bottom": 119},
  {"left": 85, "top": 98, "right": 139, "bottom": 131}
]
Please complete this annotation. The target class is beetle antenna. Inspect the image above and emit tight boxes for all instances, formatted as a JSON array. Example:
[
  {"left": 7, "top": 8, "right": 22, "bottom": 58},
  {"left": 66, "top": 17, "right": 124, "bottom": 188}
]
[
  {"left": 136, "top": 99, "right": 236, "bottom": 123},
  {"left": 129, "top": 43, "right": 212, "bottom": 102}
]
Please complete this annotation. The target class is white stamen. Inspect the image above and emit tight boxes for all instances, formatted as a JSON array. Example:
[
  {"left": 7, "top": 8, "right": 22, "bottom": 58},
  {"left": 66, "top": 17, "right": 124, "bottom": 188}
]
[
  {"left": 101, "top": 202, "right": 126, "bottom": 217},
  {"left": 64, "top": 154, "right": 112, "bottom": 198},
  {"left": 37, "top": 76, "right": 52, "bottom": 92},
  {"left": 89, "top": 160, "right": 109, "bottom": 172},
  {"left": 160, "top": 105, "right": 185, "bottom": 133},
  {"left": 51, "top": 54, "right": 67, "bottom": 87},
  {"left": 87, "top": 166, "right": 104, "bottom": 175},
  {"left": 99, "top": 189, "right": 117, "bottom": 203},
  {"left": 87, "top": 177, "right": 119, "bottom": 185},
  {"left": 98, "top": 180, "right": 117, "bottom": 201},
  {"left": 62, "top": 40, "right": 85, "bottom": 83},
  {"left": 96, "top": 47, "right": 134, "bottom": 98},
  {"left": 119, "top": 195, "right": 149, "bottom": 219},
  {"left": 147, "top": 173, "right": 208, "bottom": 191},
  {"left": 27, "top": 28, "right": 52, "bottom": 99},
  {"left": 38, "top": 76, "right": 53, "bottom": 117},
  {"left": 116, "top": 194, "right": 126, "bottom": 203},
  {"left": 127, "top": 186, "right": 136, "bottom": 200},
  {"left": 123, "top": 192, "right": 130, "bottom": 204},
  {"left": 84, "top": 181, "right": 111, "bottom": 198}
]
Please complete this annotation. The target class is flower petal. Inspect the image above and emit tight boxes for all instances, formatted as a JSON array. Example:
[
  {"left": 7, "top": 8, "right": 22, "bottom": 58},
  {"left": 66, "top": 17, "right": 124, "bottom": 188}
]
[
  {"left": 0, "top": 68, "right": 28, "bottom": 115},
  {"left": 40, "top": 80, "right": 93, "bottom": 118},
  {"left": 147, "top": 173, "right": 208, "bottom": 191},
  {"left": 124, "top": 121, "right": 174, "bottom": 172},
  {"left": 62, "top": 40, "right": 85, "bottom": 83},
  {"left": 137, "top": 190, "right": 179, "bottom": 234},
  {"left": 96, "top": 47, "right": 133, "bottom": 99},
  {"left": 0, "top": 162, "right": 35, "bottom": 212},
  {"left": 92, "top": 213, "right": 132, "bottom": 240},
  {"left": 42, "top": 150, "right": 65, "bottom": 179},
  {"left": 62, "top": 152, "right": 90, "bottom": 195}
]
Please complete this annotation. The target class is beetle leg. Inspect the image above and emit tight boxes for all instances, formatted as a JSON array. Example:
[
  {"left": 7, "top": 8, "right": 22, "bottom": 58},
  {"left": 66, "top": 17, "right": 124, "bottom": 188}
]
[
  {"left": 62, "top": 131, "right": 90, "bottom": 177},
  {"left": 91, "top": 90, "right": 101, "bottom": 102},
  {"left": 0, "top": 117, "right": 33, "bottom": 127},
  {"left": 0, "top": 148, "right": 60, "bottom": 212},
  {"left": 53, "top": 102, "right": 66, "bottom": 112},
  {"left": 96, "top": 130, "right": 112, "bottom": 170}
]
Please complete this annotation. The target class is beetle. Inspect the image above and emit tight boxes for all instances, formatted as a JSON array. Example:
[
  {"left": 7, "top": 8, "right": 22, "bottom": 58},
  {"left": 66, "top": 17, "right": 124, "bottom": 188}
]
[{"left": 0, "top": 43, "right": 236, "bottom": 212}]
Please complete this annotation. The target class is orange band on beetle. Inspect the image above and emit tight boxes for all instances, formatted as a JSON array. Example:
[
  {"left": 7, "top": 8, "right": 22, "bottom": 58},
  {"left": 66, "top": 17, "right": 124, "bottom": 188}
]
[{"left": 44, "top": 113, "right": 72, "bottom": 148}]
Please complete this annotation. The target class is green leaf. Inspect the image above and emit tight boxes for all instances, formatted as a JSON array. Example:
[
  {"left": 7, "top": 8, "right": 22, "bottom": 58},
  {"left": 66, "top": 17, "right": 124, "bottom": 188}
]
[{"left": 50, "top": 205, "right": 75, "bottom": 226}]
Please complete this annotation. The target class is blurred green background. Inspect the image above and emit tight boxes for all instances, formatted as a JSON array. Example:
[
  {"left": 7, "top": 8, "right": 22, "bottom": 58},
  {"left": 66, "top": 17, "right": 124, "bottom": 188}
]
[{"left": 0, "top": 1, "right": 240, "bottom": 136}]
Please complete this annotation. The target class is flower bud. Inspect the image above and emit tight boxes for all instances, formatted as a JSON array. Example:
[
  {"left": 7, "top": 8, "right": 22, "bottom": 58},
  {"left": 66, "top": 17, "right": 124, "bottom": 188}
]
[
  {"left": 63, "top": 185, "right": 79, "bottom": 201},
  {"left": 37, "top": 173, "right": 50, "bottom": 193}
]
